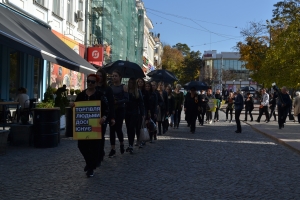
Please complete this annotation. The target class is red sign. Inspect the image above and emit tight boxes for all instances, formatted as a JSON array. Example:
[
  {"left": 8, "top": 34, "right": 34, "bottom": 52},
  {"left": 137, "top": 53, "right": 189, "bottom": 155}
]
[{"left": 87, "top": 47, "right": 103, "bottom": 65}]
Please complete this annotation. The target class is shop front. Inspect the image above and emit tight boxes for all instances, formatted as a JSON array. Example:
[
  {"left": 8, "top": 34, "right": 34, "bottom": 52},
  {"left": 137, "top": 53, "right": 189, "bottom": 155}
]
[{"left": 0, "top": 4, "right": 96, "bottom": 101}]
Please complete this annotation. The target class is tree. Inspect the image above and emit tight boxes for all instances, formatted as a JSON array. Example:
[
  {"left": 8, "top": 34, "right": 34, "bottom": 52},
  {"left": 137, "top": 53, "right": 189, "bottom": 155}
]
[
  {"left": 172, "top": 43, "right": 191, "bottom": 56},
  {"left": 161, "top": 45, "right": 184, "bottom": 73},
  {"left": 178, "top": 50, "right": 202, "bottom": 84}
]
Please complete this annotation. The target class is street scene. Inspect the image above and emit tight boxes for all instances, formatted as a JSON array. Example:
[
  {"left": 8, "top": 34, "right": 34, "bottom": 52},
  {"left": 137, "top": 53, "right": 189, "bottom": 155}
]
[{"left": 1, "top": 110, "right": 300, "bottom": 199}]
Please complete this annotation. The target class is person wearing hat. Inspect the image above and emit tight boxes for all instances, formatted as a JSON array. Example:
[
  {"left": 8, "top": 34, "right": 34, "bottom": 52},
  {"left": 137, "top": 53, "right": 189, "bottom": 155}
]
[
  {"left": 184, "top": 87, "right": 200, "bottom": 133},
  {"left": 234, "top": 89, "right": 244, "bottom": 133}
]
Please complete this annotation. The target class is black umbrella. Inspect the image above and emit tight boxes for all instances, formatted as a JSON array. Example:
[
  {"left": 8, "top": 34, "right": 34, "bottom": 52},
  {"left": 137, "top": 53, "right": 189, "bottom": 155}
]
[
  {"left": 147, "top": 69, "right": 178, "bottom": 83},
  {"left": 183, "top": 81, "right": 208, "bottom": 91},
  {"left": 102, "top": 60, "right": 145, "bottom": 78},
  {"left": 241, "top": 86, "right": 256, "bottom": 91}
]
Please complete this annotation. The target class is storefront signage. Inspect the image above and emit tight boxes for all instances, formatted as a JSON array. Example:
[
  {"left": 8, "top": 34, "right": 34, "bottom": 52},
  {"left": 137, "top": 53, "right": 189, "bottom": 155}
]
[
  {"left": 87, "top": 47, "right": 104, "bottom": 63},
  {"left": 73, "top": 100, "right": 102, "bottom": 140}
]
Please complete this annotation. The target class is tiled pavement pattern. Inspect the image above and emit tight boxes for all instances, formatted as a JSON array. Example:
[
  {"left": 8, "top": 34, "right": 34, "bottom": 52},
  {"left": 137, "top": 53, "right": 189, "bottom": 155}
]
[{"left": 1, "top": 111, "right": 300, "bottom": 199}]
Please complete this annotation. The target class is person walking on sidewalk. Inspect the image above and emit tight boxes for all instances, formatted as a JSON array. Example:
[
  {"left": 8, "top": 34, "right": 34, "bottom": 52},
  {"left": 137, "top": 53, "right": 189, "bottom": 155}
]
[
  {"left": 244, "top": 92, "right": 254, "bottom": 121},
  {"left": 109, "top": 70, "right": 128, "bottom": 158},
  {"left": 73, "top": 74, "right": 109, "bottom": 177},
  {"left": 214, "top": 89, "right": 222, "bottom": 122},
  {"left": 293, "top": 91, "right": 300, "bottom": 123},
  {"left": 184, "top": 87, "right": 200, "bottom": 133},
  {"left": 173, "top": 84, "right": 184, "bottom": 129},
  {"left": 269, "top": 93, "right": 277, "bottom": 121},
  {"left": 256, "top": 89, "right": 270, "bottom": 123},
  {"left": 225, "top": 92, "right": 234, "bottom": 123},
  {"left": 273, "top": 86, "right": 291, "bottom": 129},
  {"left": 206, "top": 89, "right": 215, "bottom": 124},
  {"left": 198, "top": 90, "right": 209, "bottom": 126},
  {"left": 234, "top": 89, "right": 244, "bottom": 133}
]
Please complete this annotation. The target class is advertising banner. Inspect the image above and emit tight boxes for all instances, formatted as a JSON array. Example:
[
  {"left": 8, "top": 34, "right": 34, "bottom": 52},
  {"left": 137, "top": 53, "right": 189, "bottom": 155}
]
[
  {"left": 207, "top": 99, "right": 218, "bottom": 112},
  {"left": 73, "top": 101, "right": 102, "bottom": 140}
]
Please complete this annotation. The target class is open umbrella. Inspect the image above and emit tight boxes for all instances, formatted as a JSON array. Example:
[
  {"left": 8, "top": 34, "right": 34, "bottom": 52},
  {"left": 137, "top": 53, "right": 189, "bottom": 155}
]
[
  {"left": 183, "top": 81, "right": 208, "bottom": 91},
  {"left": 147, "top": 69, "right": 178, "bottom": 83},
  {"left": 102, "top": 60, "right": 145, "bottom": 78},
  {"left": 240, "top": 86, "right": 256, "bottom": 91}
]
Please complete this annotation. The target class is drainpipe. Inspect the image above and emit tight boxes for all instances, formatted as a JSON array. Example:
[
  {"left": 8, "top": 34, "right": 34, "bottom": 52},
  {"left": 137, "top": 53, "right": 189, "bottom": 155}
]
[{"left": 4, "top": 0, "right": 51, "bottom": 29}]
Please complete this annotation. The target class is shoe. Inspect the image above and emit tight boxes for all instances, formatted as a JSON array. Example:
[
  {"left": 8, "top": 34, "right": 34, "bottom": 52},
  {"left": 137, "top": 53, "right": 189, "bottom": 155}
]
[
  {"left": 266, "top": 120, "right": 269, "bottom": 123},
  {"left": 86, "top": 169, "right": 94, "bottom": 177},
  {"left": 235, "top": 130, "right": 241, "bottom": 133},
  {"left": 84, "top": 165, "right": 88, "bottom": 172},
  {"left": 229, "top": 120, "right": 232, "bottom": 123},
  {"left": 126, "top": 147, "right": 130, "bottom": 152},
  {"left": 214, "top": 119, "right": 216, "bottom": 122},
  {"left": 191, "top": 131, "right": 195, "bottom": 134},
  {"left": 139, "top": 144, "right": 143, "bottom": 148},
  {"left": 198, "top": 122, "right": 201, "bottom": 125},
  {"left": 225, "top": 119, "right": 228, "bottom": 122},
  {"left": 244, "top": 119, "right": 247, "bottom": 121},
  {"left": 120, "top": 145, "right": 125, "bottom": 154},
  {"left": 154, "top": 135, "right": 157, "bottom": 140},
  {"left": 209, "top": 120, "right": 212, "bottom": 124},
  {"left": 134, "top": 143, "right": 139, "bottom": 146},
  {"left": 149, "top": 140, "right": 153, "bottom": 143},
  {"left": 170, "top": 123, "right": 173, "bottom": 127},
  {"left": 250, "top": 119, "right": 253, "bottom": 122},
  {"left": 109, "top": 149, "right": 116, "bottom": 158},
  {"left": 129, "top": 147, "right": 133, "bottom": 154},
  {"left": 255, "top": 120, "right": 260, "bottom": 123},
  {"left": 217, "top": 120, "right": 219, "bottom": 122}
]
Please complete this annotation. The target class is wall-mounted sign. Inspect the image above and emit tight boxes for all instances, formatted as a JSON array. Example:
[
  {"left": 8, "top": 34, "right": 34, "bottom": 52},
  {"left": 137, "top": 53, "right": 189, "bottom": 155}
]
[
  {"left": 73, "top": 100, "right": 102, "bottom": 140},
  {"left": 87, "top": 47, "right": 104, "bottom": 66}
]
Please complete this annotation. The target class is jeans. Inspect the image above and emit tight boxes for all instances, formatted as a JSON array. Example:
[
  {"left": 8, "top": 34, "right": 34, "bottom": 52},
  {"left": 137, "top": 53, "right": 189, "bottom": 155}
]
[
  {"left": 244, "top": 109, "right": 253, "bottom": 121},
  {"left": 214, "top": 107, "right": 220, "bottom": 120},
  {"left": 125, "top": 112, "right": 139, "bottom": 146},
  {"left": 226, "top": 108, "right": 233, "bottom": 120},
  {"left": 257, "top": 106, "right": 270, "bottom": 122},
  {"left": 173, "top": 109, "right": 182, "bottom": 127},
  {"left": 269, "top": 106, "right": 276, "bottom": 120}
]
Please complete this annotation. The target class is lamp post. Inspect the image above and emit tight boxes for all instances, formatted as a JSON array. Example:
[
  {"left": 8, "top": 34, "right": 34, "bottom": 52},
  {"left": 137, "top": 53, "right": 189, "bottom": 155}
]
[
  {"left": 233, "top": 80, "right": 235, "bottom": 92},
  {"left": 239, "top": 78, "right": 242, "bottom": 90},
  {"left": 248, "top": 78, "right": 251, "bottom": 88}
]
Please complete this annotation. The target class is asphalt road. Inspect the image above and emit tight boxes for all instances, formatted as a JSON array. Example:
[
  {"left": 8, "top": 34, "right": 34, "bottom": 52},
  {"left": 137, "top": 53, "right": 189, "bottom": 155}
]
[{"left": 1, "top": 111, "right": 300, "bottom": 199}]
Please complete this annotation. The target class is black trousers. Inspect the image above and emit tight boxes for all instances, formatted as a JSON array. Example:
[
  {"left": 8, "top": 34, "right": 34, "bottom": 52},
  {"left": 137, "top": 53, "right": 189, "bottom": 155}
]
[
  {"left": 269, "top": 106, "right": 276, "bottom": 120},
  {"left": 125, "top": 112, "right": 139, "bottom": 146},
  {"left": 235, "top": 109, "right": 242, "bottom": 132},
  {"left": 78, "top": 139, "right": 101, "bottom": 170},
  {"left": 244, "top": 109, "right": 253, "bottom": 121},
  {"left": 188, "top": 112, "right": 198, "bottom": 132},
  {"left": 226, "top": 108, "right": 233, "bottom": 120},
  {"left": 214, "top": 107, "right": 220, "bottom": 120},
  {"left": 278, "top": 106, "right": 288, "bottom": 127},
  {"left": 257, "top": 106, "right": 270, "bottom": 122},
  {"left": 173, "top": 109, "right": 182, "bottom": 127},
  {"left": 206, "top": 111, "right": 212, "bottom": 121},
  {"left": 110, "top": 108, "right": 125, "bottom": 146},
  {"left": 99, "top": 123, "right": 107, "bottom": 162},
  {"left": 199, "top": 106, "right": 206, "bottom": 125}
]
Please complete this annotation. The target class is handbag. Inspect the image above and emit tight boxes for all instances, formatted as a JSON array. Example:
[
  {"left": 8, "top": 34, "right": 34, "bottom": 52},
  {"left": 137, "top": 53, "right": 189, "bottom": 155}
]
[
  {"left": 259, "top": 105, "right": 264, "bottom": 109},
  {"left": 139, "top": 120, "right": 150, "bottom": 142}
]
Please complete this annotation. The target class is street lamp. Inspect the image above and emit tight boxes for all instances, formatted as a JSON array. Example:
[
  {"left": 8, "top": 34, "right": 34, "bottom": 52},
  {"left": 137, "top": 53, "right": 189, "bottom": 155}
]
[
  {"left": 233, "top": 80, "right": 235, "bottom": 92},
  {"left": 239, "top": 78, "right": 242, "bottom": 89},
  {"left": 248, "top": 77, "right": 251, "bottom": 88}
]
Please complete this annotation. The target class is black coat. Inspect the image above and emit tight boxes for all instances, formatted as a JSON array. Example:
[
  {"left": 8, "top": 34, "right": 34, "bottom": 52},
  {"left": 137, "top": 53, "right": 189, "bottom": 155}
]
[
  {"left": 184, "top": 93, "right": 200, "bottom": 115},
  {"left": 244, "top": 96, "right": 254, "bottom": 111}
]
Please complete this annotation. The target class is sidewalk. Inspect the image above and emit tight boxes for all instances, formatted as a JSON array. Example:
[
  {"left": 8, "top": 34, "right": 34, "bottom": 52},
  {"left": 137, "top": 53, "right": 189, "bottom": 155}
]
[{"left": 221, "top": 104, "right": 300, "bottom": 154}]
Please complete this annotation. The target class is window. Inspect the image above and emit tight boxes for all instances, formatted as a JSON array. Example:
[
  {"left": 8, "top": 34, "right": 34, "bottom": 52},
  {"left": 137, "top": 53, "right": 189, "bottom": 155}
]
[
  {"left": 67, "top": 0, "right": 74, "bottom": 23},
  {"left": 78, "top": 0, "right": 84, "bottom": 30},
  {"left": 34, "top": 0, "right": 48, "bottom": 8},
  {"left": 53, "top": 0, "right": 62, "bottom": 17}
]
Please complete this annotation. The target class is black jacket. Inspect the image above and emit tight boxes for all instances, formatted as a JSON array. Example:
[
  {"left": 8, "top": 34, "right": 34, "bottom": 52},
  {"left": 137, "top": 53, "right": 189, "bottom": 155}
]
[
  {"left": 167, "top": 94, "right": 175, "bottom": 114},
  {"left": 125, "top": 90, "right": 145, "bottom": 116},
  {"left": 184, "top": 93, "right": 200, "bottom": 115},
  {"left": 145, "top": 91, "right": 158, "bottom": 116},
  {"left": 96, "top": 85, "right": 115, "bottom": 120},
  {"left": 244, "top": 96, "right": 254, "bottom": 111}
]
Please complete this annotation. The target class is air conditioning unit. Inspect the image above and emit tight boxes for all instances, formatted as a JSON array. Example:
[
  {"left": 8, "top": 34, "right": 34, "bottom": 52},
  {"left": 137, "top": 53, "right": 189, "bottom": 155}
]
[{"left": 77, "top": 10, "right": 84, "bottom": 21}]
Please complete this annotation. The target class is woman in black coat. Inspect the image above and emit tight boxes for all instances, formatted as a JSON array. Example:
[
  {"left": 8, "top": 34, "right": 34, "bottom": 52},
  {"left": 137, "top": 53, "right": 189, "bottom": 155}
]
[
  {"left": 244, "top": 92, "right": 254, "bottom": 121},
  {"left": 166, "top": 85, "right": 175, "bottom": 130},
  {"left": 184, "top": 87, "right": 200, "bottom": 133},
  {"left": 145, "top": 82, "right": 158, "bottom": 142}
]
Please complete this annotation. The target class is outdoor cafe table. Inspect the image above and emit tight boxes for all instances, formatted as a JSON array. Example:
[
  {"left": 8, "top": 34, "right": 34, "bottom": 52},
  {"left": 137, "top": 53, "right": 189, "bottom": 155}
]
[{"left": 0, "top": 102, "right": 20, "bottom": 129}]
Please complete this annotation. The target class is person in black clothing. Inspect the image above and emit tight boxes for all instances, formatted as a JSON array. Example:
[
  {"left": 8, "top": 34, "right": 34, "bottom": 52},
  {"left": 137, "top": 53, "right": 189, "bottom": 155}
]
[
  {"left": 124, "top": 78, "right": 145, "bottom": 154},
  {"left": 96, "top": 69, "right": 115, "bottom": 163},
  {"left": 198, "top": 90, "right": 209, "bottom": 126},
  {"left": 244, "top": 92, "right": 254, "bottom": 121},
  {"left": 73, "top": 74, "right": 109, "bottom": 177},
  {"left": 173, "top": 84, "right": 184, "bottom": 129},
  {"left": 109, "top": 70, "right": 129, "bottom": 157},
  {"left": 214, "top": 89, "right": 222, "bottom": 122},
  {"left": 145, "top": 82, "right": 158, "bottom": 142},
  {"left": 269, "top": 93, "right": 277, "bottom": 121},
  {"left": 234, "top": 89, "right": 244, "bottom": 133},
  {"left": 136, "top": 78, "right": 147, "bottom": 147},
  {"left": 166, "top": 85, "right": 175, "bottom": 130},
  {"left": 156, "top": 82, "right": 169, "bottom": 135},
  {"left": 273, "top": 85, "right": 291, "bottom": 129},
  {"left": 151, "top": 81, "right": 161, "bottom": 140},
  {"left": 184, "top": 87, "right": 200, "bottom": 133}
]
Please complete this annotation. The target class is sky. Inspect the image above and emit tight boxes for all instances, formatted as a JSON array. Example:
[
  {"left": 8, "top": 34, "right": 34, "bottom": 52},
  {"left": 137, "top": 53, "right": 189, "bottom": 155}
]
[{"left": 142, "top": 0, "right": 279, "bottom": 54}]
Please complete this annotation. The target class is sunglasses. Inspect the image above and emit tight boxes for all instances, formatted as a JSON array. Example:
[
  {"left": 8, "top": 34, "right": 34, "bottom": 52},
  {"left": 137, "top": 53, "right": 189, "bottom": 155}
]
[{"left": 87, "top": 80, "right": 96, "bottom": 84}]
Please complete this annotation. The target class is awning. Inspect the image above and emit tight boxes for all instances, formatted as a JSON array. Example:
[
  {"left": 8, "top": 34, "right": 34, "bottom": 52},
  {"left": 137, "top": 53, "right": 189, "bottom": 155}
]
[{"left": 0, "top": 4, "right": 96, "bottom": 74}]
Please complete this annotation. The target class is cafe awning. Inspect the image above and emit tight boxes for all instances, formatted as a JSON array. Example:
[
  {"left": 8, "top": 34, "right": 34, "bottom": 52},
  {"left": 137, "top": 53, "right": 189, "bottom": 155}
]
[{"left": 0, "top": 4, "right": 97, "bottom": 74}]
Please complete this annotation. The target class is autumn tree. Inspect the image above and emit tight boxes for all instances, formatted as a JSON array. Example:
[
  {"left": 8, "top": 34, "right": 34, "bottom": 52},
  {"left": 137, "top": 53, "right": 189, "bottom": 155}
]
[{"left": 161, "top": 45, "right": 184, "bottom": 73}]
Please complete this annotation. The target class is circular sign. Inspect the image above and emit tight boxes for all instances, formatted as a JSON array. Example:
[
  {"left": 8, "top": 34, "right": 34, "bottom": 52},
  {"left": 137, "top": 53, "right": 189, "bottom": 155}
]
[{"left": 92, "top": 50, "right": 100, "bottom": 59}]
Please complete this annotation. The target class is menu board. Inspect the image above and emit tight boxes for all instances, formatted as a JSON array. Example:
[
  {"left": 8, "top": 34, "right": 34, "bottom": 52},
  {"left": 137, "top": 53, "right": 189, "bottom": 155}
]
[{"left": 73, "top": 101, "right": 102, "bottom": 140}]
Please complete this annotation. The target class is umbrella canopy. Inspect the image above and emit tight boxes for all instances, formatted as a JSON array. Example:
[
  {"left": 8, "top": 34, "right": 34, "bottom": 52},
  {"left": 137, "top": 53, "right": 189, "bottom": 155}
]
[
  {"left": 183, "top": 81, "right": 208, "bottom": 91},
  {"left": 240, "top": 86, "right": 256, "bottom": 91},
  {"left": 102, "top": 60, "right": 145, "bottom": 78},
  {"left": 147, "top": 69, "right": 178, "bottom": 83}
]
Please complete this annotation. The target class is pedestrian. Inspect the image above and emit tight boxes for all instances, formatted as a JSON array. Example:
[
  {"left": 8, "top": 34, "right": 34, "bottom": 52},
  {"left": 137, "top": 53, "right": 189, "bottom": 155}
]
[
  {"left": 151, "top": 81, "right": 162, "bottom": 140},
  {"left": 96, "top": 68, "right": 115, "bottom": 163},
  {"left": 198, "top": 90, "right": 209, "bottom": 126},
  {"left": 166, "top": 85, "right": 175, "bottom": 130},
  {"left": 234, "top": 89, "right": 244, "bottom": 133},
  {"left": 145, "top": 82, "right": 158, "bottom": 142},
  {"left": 206, "top": 89, "right": 215, "bottom": 124},
  {"left": 273, "top": 86, "right": 291, "bottom": 129},
  {"left": 293, "top": 91, "right": 300, "bottom": 123},
  {"left": 214, "top": 89, "right": 222, "bottom": 122},
  {"left": 156, "top": 82, "right": 168, "bottom": 135},
  {"left": 124, "top": 78, "right": 145, "bottom": 154},
  {"left": 73, "top": 74, "right": 109, "bottom": 177},
  {"left": 269, "top": 93, "right": 277, "bottom": 121},
  {"left": 173, "top": 84, "right": 184, "bottom": 129},
  {"left": 136, "top": 78, "right": 147, "bottom": 147},
  {"left": 224, "top": 88, "right": 229, "bottom": 102},
  {"left": 256, "top": 89, "right": 270, "bottom": 123},
  {"left": 244, "top": 92, "right": 254, "bottom": 121},
  {"left": 184, "top": 87, "right": 199, "bottom": 133},
  {"left": 108, "top": 70, "right": 128, "bottom": 158},
  {"left": 225, "top": 92, "right": 234, "bottom": 123}
]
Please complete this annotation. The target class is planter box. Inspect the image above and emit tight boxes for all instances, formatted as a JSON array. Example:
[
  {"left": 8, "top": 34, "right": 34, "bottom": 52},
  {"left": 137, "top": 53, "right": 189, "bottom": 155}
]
[
  {"left": 0, "top": 130, "right": 9, "bottom": 155},
  {"left": 9, "top": 124, "right": 34, "bottom": 146}
]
